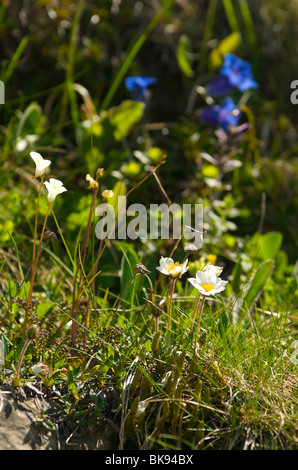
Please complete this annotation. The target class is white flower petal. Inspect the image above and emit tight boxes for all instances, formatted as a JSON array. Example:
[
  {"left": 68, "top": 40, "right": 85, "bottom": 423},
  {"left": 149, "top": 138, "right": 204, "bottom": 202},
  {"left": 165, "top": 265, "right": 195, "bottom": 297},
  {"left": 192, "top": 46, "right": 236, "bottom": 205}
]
[
  {"left": 44, "top": 178, "right": 67, "bottom": 202},
  {"left": 189, "top": 269, "right": 228, "bottom": 296},
  {"left": 169, "top": 266, "right": 182, "bottom": 277},
  {"left": 161, "top": 257, "right": 174, "bottom": 269},
  {"left": 156, "top": 257, "right": 188, "bottom": 278},
  {"left": 203, "top": 263, "right": 223, "bottom": 277},
  {"left": 30, "top": 151, "right": 51, "bottom": 177},
  {"left": 156, "top": 266, "right": 168, "bottom": 275}
]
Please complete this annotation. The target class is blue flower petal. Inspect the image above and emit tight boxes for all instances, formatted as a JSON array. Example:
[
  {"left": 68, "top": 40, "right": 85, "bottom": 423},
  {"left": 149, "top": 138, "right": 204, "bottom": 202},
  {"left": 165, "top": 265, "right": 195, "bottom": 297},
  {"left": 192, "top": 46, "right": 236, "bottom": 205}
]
[
  {"left": 200, "top": 97, "right": 241, "bottom": 132},
  {"left": 200, "top": 105, "right": 221, "bottom": 126},
  {"left": 218, "top": 97, "right": 241, "bottom": 130},
  {"left": 125, "top": 76, "right": 157, "bottom": 103},
  {"left": 220, "top": 53, "right": 258, "bottom": 91},
  {"left": 206, "top": 74, "right": 235, "bottom": 98}
]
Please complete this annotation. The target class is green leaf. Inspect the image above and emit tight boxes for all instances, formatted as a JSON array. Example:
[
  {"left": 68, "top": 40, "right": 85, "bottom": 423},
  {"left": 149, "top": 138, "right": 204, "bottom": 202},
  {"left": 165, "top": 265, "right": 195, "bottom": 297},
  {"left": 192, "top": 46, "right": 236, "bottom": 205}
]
[
  {"left": 104, "top": 100, "right": 144, "bottom": 141},
  {"left": 274, "top": 250, "right": 288, "bottom": 281},
  {"left": 243, "top": 260, "right": 274, "bottom": 311},
  {"left": 231, "top": 261, "right": 242, "bottom": 293},
  {"left": 120, "top": 248, "right": 139, "bottom": 298},
  {"left": 35, "top": 302, "right": 54, "bottom": 317},
  {"left": 257, "top": 232, "right": 283, "bottom": 261},
  {"left": 209, "top": 32, "right": 241, "bottom": 69},
  {"left": 177, "top": 34, "right": 194, "bottom": 77},
  {"left": 109, "top": 181, "right": 127, "bottom": 220}
]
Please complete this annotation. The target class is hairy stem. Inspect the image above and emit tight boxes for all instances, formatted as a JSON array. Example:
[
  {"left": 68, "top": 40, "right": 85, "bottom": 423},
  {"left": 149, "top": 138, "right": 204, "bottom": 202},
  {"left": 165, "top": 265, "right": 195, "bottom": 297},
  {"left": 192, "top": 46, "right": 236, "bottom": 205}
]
[
  {"left": 24, "top": 201, "right": 51, "bottom": 333},
  {"left": 168, "top": 277, "right": 177, "bottom": 329},
  {"left": 14, "top": 338, "right": 31, "bottom": 386},
  {"left": 190, "top": 293, "right": 202, "bottom": 332},
  {"left": 193, "top": 296, "right": 206, "bottom": 348}
]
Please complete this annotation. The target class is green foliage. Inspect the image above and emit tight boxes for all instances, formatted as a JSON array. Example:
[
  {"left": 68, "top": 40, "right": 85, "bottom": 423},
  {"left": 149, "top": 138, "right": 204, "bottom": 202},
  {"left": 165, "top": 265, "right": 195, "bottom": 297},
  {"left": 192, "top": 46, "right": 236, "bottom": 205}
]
[
  {"left": 177, "top": 34, "right": 194, "bottom": 77},
  {"left": 0, "top": 0, "right": 297, "bottom": 452},
  {"left": 209, "top": 32, "right": 241, "bottom": 69},
  {"left": 243, "top": 260, "right": 274, "bottom": 311}
]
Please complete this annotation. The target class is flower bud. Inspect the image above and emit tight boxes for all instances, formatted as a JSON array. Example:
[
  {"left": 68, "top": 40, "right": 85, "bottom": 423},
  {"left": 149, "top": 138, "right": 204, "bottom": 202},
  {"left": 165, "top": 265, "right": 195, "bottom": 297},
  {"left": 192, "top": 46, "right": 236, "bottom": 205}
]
[
  {"left": 134, "top": 263, "right": 151, "bottom": 275},
  {"left": 27, "top": 325, "right": 39, "bottom": 340}
]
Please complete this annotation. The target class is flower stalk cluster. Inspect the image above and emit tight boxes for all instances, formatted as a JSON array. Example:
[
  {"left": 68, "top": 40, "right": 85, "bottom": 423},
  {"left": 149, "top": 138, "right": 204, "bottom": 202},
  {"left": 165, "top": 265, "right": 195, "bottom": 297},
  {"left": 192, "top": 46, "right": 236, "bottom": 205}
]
[
  {"left": 156, "top": 256, "right": 228, "bottom": 344},
  {"left": 24, "top": 153, "right": 67, "bottom": 333},
  {"left": 70, "top": 168, "right": 106, "bottom": 348}
]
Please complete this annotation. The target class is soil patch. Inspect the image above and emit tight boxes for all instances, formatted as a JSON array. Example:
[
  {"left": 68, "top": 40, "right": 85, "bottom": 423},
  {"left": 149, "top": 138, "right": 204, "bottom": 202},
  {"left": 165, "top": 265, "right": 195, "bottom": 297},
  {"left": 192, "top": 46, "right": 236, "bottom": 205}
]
[{"left": 0, "top": 384, "right": 117, "bottom": 450}]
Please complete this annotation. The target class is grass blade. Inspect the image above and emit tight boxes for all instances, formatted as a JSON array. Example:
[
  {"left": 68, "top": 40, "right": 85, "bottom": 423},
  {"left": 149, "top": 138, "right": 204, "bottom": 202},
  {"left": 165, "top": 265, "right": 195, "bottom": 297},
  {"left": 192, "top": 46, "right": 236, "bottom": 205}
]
[{"left": 100, "top": 0, "right": 175, "bottom": 112}]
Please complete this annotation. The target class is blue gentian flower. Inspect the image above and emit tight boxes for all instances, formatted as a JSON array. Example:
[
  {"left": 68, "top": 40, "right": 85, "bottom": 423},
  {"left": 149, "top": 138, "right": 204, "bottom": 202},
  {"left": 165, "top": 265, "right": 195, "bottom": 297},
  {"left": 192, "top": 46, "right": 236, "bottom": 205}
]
[
  {"left": 199, "top": 97, "right": 241, "bottom": 131},
  {"left": 207, "top": 54, "right": 258, "bottom": 97},
  {"left": 125, "top": 76, "right": 157, "bottom": 103}
]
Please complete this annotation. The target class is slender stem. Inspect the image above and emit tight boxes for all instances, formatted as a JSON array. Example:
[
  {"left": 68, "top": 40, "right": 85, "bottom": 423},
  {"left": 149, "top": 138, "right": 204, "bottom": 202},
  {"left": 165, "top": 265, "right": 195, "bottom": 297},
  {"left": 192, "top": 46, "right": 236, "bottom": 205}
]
[
  {"left": 32, "top": 175, "right": 44, "bottom": 265},
  {"left": 83, "top": 228, "right": 103, "bottom": 346},
  {"left": 152, "top": 170, "right": 172, "bottom": 206},
  {"left": 155, "top": 314, "right": 160, "bottom": 333},
  {"left": 115, "top": 273, "right": 137, "bottom": 314},
  {"left": 33, "top": 203, "right": 51, "bottom": 274},
  {"left": 190, "top": 293, "right": 202, "bottom": 332},
  {"left": 24, "top": 202, "right": 51, "bottom": 333},
  {"left": 81, "top": 188, "right": 98, "bottom": 267},
  {"left": 71, "top": 187, "right": 98, "bottom": 348},
  {"left": 23, "top": 176, "right": 44, "bottom": 323},
  {"left": 193, "top": 296, "right": 206, "bottom": 348},
  {"left": 168, "top": 277, "right": 177, "bottom": 329},
  {"left": 14, "top": 338, "right": 31, "bottom": 386}
]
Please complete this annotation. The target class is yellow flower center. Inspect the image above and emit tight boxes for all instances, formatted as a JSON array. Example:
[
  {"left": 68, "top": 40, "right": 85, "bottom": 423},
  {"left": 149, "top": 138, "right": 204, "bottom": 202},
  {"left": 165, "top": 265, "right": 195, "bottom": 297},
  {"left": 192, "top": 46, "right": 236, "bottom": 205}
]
[
  {"left": 207, "top": 254, "right": 217, "bottom": 265},
  {"left": 200, "top": 282, "right": 214, "bottom": 292},
  {"left": 166, "top": 261, "right": 180, "bottom": 272}
]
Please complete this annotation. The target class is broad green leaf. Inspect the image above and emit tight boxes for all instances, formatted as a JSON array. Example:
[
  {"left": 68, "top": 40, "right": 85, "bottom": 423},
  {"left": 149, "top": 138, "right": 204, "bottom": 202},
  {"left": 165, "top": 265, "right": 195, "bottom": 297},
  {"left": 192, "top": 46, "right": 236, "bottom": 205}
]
[
  {"left": 120, "top": 248, "right": 139, "bottom": 296},
  {"left": 104, "top": 100, "right": 144, "bottom": 140},
  {"left": 120, "top": 247, "right": 145, "bottom": 307},
  {"left": 257, "top": 232, "right": 283, "bottom": 261},
  {"left": 273, "top": 250, "right": 288, "bottom": 281},
  {"left": 243, "top": 260, "right": 274, "bottom": 311},
  {"left": 35, "top": 302, "right": 54, "bottom": 317},
  {"left": 177, "top": 34, "right": 194, "bottom": 77},
  {"left": 244, "top": 231, "right": 283, "bottom": 263},
  {"left": 66, "top": 194, "right": 92, "bottom": 232},
  {"left": 209, "top": 32, "right": 241, "bottom": 69}
]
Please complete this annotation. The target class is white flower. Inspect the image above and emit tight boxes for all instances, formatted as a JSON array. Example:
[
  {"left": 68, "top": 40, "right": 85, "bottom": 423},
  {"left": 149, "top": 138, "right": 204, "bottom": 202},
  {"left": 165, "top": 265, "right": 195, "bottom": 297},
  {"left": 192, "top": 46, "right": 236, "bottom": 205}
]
[
  {"left": 31, "top": 362, "right": 50, "bottom": 376},
  {"left": 86, "top": 173, "right": 99, "bottom": 189},
  {"left": 203, "top": 263, "right": 223, "bottom": 277},
  {"left": 188, "top": 269, "right": 228, "bottom": 296},
  {"left": 156, "top": 256, "right": 188, "bottom": 279},
  {"left": 44, "top": 178, "right": 67, "bottom": 202},
  {"left": 30, "top": 151, "right": 51, "bottom": 177},
  {"left": 102, "top": 189, "right": 114, "bottom": 199}
]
